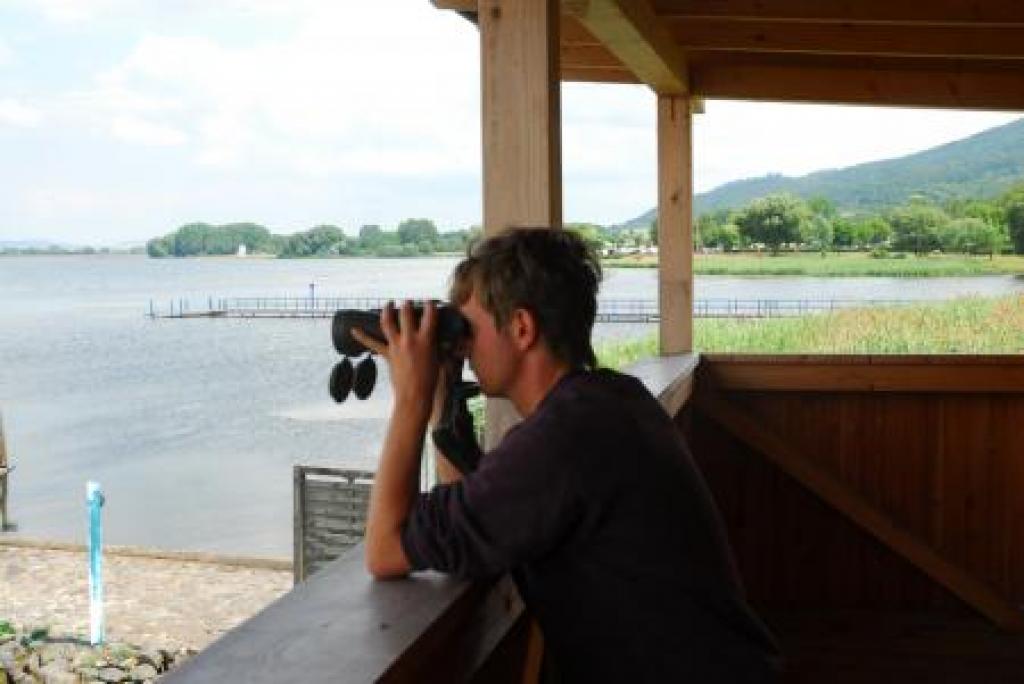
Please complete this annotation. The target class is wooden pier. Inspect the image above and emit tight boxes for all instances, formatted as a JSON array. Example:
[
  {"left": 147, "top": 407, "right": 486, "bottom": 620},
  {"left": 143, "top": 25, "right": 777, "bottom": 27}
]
[{"left": 149, "top": 296, "right": 917, "bottom": 322}]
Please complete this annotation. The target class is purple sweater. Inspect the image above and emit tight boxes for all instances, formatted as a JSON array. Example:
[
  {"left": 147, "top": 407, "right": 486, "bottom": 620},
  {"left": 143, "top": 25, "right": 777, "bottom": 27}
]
[{"left": 402, "top": 369, "right": 781, "bottom": 682}]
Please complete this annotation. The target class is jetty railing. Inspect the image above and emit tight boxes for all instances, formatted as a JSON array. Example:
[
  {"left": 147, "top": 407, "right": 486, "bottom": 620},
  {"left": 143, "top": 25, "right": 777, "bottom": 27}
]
[{"left": 149, "top": 296, "right": 918, "bottom": 322}]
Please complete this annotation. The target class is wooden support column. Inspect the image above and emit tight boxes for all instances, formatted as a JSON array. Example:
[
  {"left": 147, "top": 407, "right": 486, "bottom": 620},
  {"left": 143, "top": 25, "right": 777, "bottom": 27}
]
[
  {"left": 0, "top": 411, "right": 8, "bottom": 530},
  {"left": 656, "top": 94, "right": 693, "bottom": 354},
  {"left": 481, "top": 0, "right": 562, "bottom": 234},
  {"left": 479, "top": 0, "right": 562, "bottom": 447}
]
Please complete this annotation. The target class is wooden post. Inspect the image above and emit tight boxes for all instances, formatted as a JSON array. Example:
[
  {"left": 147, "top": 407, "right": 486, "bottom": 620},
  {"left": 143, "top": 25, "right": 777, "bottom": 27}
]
[
  {"left": 479, "top": 0, "right": 562, "bottom": 448},
  {"left": 656, "top": 94, "right": 693, "bottom": 354},
  {"left": 477, "top": 2, "right": 561, "bottom": 679},
  {"left": 0, "top": 411, "right": 8, "bottom": 530}
]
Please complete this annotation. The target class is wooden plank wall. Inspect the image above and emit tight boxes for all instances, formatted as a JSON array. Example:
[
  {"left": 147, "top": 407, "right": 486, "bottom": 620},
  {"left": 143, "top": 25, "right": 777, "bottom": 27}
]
[
  {"left": 293, "top": 466, "right": 373, "bottom": 584},
  {"left": 684, "top": 357, "right": 1024, "bottom": 612}
]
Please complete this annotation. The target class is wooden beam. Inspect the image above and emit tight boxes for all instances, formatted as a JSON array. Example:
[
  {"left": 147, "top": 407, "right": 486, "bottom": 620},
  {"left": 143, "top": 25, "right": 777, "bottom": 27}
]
[
  {"left": 701, "top": 354, "right": 1024, "bottom": 393},
  {"left": 479, "top": 0, "right": 561, "bottom": 445},
  {"left": 669, "top": 19, "right": 1024, "bottom": 60},
  {"left": 561, "top": 65, "right": 639, "bottom": 83},
  {"left": 563, "top": 0, "right": 688, "bottom": 94},
  {"left": 690, "top": 58, "right": 1024, "bottom": 110},
  {"left": 657, "top": 95, "right": 692, "bottom": 354},
  {"left": 695, "top": 389, "right": 1024, "bottom": 632},
  {"left": 481, "top": 0, "right": 562, "bottom": 233},
  {"left": 651, "top": 0, "right": 1024, "bottom": 25},
  {"left": 561, "top": 43, "right": 623, "bottom": 68},
  {"left": 432, "top": 0, "right": 478, "bottom": 11}
]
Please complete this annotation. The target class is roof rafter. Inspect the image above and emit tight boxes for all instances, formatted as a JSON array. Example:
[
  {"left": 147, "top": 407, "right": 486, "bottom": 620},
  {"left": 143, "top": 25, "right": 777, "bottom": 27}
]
[
  {"left": 668, "top": 18, "right": 1024, "bottom": 60},
  {"left": 651, "top": 0, "right": 1024, "bottom": 26},
  {"left": 562, "top": 0, "right": 687, "bottom": 94}
]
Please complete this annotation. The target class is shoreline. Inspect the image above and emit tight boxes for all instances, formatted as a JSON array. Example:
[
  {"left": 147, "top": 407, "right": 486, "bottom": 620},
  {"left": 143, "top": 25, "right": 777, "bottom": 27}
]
[
  {"left": 0, "top": 536, "right": 291, "bottom": 572},
  {"left": 1, "top": 539, "right": 293, "bottom": 655}
]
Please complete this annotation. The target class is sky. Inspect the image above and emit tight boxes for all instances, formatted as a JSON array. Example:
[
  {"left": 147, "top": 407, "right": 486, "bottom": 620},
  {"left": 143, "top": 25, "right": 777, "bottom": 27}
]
[{"left": 1, "top": 1, "right": 1020, "bottom": 247}]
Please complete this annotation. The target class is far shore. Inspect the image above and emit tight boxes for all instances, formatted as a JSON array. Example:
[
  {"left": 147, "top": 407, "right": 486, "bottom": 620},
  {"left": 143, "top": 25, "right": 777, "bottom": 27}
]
[{"left": 7, "top": 250, "right": 1024, "bottom": 277}]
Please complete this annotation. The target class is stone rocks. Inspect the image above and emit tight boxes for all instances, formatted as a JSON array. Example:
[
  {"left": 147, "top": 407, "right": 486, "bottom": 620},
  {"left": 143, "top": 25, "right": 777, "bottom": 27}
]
[{"left": 0, "top": 622, "right": 195, "bottom": 684}]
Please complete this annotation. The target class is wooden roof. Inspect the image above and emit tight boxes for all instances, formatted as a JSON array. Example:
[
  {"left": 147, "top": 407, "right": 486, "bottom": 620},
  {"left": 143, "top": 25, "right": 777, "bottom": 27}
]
[{"left": 434, "top": 0, "right": 1024, "bottom": 110}]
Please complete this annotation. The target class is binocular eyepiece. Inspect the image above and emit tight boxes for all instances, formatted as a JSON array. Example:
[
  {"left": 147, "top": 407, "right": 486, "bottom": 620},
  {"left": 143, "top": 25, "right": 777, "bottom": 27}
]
[{"left": 329, "top": 303, "right": 470, "bottom": 403}]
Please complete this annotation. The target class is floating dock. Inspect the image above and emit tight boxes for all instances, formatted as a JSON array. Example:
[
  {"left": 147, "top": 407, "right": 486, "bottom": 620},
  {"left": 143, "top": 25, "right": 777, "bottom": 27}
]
[{"left": 149, "top": 296, "right": 916, "bottom": 322}]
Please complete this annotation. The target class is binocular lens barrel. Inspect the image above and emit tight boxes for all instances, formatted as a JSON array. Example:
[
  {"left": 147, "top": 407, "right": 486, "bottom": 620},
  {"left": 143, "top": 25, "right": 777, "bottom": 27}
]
[{"left": 331, "top": 305, "right": 470, "bottom": 357}]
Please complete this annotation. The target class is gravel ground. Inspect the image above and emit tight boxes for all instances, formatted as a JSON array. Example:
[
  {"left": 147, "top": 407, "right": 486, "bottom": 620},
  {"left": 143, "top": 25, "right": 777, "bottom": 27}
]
[{"left": 0, "top": 543, "right": 292, "bottom": 652}]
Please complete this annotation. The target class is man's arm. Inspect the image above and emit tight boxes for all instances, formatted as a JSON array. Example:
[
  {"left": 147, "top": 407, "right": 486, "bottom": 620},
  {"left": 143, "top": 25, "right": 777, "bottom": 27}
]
[
  {"left": 363, "top": 397, "right": 428, "bottom": 578},
  {"left": 353, "top": 301, "right": 439, "bottom": 579}
]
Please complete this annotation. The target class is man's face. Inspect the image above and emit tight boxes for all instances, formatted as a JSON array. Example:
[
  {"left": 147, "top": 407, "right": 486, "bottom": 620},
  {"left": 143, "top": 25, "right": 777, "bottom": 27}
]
[{"left": 457, "top": 290, "right": 520, "bottom": 397}]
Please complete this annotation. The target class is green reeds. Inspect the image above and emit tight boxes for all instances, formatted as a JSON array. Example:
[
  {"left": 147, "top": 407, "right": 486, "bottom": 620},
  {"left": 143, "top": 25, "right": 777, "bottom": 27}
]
[{"left": 598, "top": 294, "right": 1024, "bottom": 362}]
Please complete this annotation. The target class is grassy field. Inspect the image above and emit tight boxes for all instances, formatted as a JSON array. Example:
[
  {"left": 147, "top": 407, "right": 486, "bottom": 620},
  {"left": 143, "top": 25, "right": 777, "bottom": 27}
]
[
  {"left": 595, "top": 294, "right": 1024, "bottom": 368},
  {"left": 603, "top": 252, "right": 1024, "bottom": 277}
]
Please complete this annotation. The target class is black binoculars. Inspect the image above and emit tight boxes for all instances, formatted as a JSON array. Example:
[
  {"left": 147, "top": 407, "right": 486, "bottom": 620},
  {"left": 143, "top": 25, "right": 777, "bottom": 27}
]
[{"left": 328, "top": 304, "right": 483, "bottom": 474}]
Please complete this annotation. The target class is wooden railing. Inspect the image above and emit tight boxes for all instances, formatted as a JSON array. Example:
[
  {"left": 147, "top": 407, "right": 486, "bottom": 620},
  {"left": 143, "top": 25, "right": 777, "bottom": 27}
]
[{"left": 162, "top": 354, "right": 699, "bottom": 683}]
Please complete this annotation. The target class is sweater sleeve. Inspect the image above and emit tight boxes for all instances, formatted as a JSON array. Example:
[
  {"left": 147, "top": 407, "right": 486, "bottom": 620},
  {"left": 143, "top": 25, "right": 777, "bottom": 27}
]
[{"left": 401, "top": 415, "right": 582, "bottom": 578}]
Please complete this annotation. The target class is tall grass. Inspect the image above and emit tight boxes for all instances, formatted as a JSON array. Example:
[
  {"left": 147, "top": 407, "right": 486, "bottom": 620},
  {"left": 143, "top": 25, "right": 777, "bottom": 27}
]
[{"left": 598, "top": 294, "right": 1024, "bottom": 361}]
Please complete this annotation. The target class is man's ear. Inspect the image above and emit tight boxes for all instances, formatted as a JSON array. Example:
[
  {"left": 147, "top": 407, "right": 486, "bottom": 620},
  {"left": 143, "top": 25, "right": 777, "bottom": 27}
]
[{"left": 508, "top": 307, "right": 538, "bottom": 352}]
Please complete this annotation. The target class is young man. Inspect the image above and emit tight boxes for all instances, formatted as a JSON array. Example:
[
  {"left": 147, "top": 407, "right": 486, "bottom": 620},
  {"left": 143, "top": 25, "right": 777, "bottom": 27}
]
[{"left": 354, "top": 228, "right": 780, "bottom": 682}]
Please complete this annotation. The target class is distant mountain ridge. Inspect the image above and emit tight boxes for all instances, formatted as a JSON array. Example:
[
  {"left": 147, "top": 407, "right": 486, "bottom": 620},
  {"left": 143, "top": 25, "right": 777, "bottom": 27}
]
[{"left": 621, "top": 117, "right": 1024, "bottom": 228}]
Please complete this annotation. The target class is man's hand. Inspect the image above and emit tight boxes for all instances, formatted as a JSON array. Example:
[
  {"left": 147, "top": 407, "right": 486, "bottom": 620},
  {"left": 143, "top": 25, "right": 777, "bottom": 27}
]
[{"left": 352, "top": 300, "right": 440, "bottom": 417}]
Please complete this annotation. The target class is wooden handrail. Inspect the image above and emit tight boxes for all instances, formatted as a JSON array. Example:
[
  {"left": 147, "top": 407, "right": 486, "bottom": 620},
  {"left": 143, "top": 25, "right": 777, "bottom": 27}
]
[
  {"left": 163, "top": 545, "right": 524, "bottom": 683},
  {"left": 624, "top": 352, "right": 699, "bottom": 416},
  {"left": 701, "top": 354, "right": 1024, "bottom": 393}
]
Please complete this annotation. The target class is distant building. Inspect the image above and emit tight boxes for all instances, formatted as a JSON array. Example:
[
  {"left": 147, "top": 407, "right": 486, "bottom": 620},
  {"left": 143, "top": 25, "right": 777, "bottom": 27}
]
[{"left": 237, "top": 244, "right": 247, "bottom": 257}]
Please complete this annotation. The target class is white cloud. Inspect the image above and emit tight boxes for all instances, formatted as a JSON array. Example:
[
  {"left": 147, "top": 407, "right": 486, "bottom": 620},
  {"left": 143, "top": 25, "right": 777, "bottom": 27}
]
[
  {"left": 75, "top": 2, "right": 481, "bottom": 175},
  {"left": 14, "top": 0, "right": 126, "bottom": 24},
  {"left": 0, "top": 98, "right": 41, "bottom": 127},
  {"left": 110, "top": 115, "right": 187, "bottom": 146}
]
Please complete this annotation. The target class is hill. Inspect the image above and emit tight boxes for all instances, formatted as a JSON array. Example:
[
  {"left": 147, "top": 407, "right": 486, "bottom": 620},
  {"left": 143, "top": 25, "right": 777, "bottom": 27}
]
[{"left": 622, "top": 116, "right": 1024, "bottom": 228}]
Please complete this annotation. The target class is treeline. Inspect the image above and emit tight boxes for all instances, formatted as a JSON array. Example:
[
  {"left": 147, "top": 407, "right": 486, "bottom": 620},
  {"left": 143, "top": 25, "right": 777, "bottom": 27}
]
[
  {"left": 694, "top": 182, "right": 1024, "bottom": 257},
  {"left": 146, "top": 220, "right": 481, "bottom": 258},
  {"left": 146, "top": 181, "right": 1024, "bottom": 260}
]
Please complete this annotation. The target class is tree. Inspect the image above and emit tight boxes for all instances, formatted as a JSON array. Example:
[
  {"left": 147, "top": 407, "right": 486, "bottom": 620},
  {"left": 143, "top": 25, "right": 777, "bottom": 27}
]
[
  {"left": 146, "top": 237, "right": 171, "bottom": 257},
  {"left": 358, "top": 224, "right": 385, "bottom": 249},
  {"left": 1005, "top": 190, "right": 1024, "bottom": 254},
  {"left": 802, "top": 214, "right": 834, "bottom": 253},
  {"left": 280, "top": 225, "right": 346, "bottom": 257},
  {"left": 938, "top": 217, "right": 999, "bottom": 255},
  {"left": 888, "top": 204, "right": 948, "bottom": 254},
  {"left": 396, "top": 218, "right": 438, "bottom": 247},
  {"left": 807, "top": 196, "right": 837, "bottom": 220},
  {"left": 850, "top": 216, "right": 891, "bottom": 248},
  {"left": 566, "top": 223, "right": 605, "bottom": 252},
  {"left": 735, "top": 194, "right": 807, "bottom": 254},
  {"left": 701, "top": 223, "right": 740, "bottom": 251},
  {"left": 172, "top": 223, "right": 211, "bottom": 256}
]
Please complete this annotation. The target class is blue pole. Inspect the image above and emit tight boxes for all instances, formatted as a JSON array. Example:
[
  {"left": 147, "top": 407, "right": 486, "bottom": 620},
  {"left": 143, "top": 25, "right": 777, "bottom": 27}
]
[{"left": 87, "top": 481, "right": 105, "bottom": 645}]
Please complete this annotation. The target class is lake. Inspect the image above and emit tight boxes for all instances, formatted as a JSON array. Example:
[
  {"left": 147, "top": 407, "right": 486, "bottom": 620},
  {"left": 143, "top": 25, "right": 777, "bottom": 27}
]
[{"left": 1, "top": 255, "right": 1021, "bottom": 558}]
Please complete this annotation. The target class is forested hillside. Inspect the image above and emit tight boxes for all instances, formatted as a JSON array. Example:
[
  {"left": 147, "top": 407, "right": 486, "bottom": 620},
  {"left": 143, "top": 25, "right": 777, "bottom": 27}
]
[{"left": 624, "top": 117, "right": 1024, "bottom": 228}]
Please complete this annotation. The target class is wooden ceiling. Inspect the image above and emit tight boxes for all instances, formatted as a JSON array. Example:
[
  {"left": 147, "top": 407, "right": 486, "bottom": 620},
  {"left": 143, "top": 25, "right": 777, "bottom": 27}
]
[{"left": 432, "top": 0, "right": 1024, "bottom": 110}]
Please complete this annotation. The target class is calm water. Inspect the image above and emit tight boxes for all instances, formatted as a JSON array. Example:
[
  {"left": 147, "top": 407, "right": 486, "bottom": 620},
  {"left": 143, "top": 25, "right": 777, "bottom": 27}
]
[{"left": 1, "top": 255, "right": 1021, "bottom": 558}]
